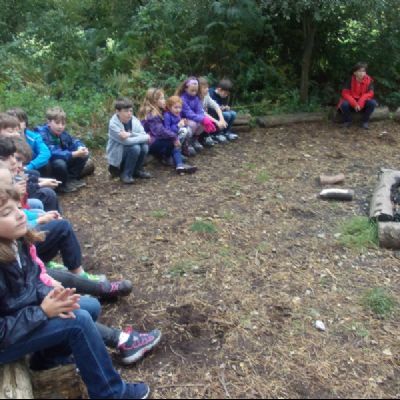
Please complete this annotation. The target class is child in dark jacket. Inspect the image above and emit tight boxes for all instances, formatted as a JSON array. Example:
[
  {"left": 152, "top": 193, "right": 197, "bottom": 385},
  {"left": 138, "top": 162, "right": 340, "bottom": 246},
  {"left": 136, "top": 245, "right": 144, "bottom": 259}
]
[
  {"left": 139, "top": 88, "right": 197, "bottom": 174},
  {"left": 0, "top": 185, "right": 158, "bottom": 398},
  {"left": 164, "top": 96, "right": 196, "bottom": 157},
  {"left": 337, "top": 62, "right": 377, "bottom": 129},
  {"left": 36, "top": 107, "right": 91, "bottom": 193}
]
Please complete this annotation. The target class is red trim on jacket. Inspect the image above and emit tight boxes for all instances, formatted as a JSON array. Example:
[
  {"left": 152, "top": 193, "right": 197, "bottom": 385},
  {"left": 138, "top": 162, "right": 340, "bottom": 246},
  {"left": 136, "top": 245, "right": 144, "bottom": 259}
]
[{"left": 337, "top": 74, "right": 374, "bottom": 109}]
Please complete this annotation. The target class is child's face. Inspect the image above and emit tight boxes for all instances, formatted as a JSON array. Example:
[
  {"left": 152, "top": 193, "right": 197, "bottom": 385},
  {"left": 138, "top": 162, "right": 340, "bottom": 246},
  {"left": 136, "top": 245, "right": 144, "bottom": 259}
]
[
  {"left": 117, "top": 108, "right": 133, "bottom": 124},
  {"left": 216, "top": 88, "right": 230, "bottom": 98},
  {"left": 0, "top": 127, "right": 21, "bottom": 139},
  {"left": 14, "top": 153, "right": 25, "bottom": 175},
  {"left": 48, "top": 119, "right": 66, "bottom": 136},
  {"left": 157, "top": 93, "right": 166, "bottom": 110},
  {"left": 354, "top": 68, "right": 366, "bottom": 81},
  {"left": 19, "top": 121, "right": 27, "bottom": 131},
  {"left": 200, "top": 85, "right": 209, "bottom": 97},
  {"left": 186, "top": 84, "right": 199, "bottom": 97},
  {"left": 0, "top": 154, "right": 18, "bottom": 176},
  {"left": 0, "top": 168, "right": 13, "bottom": 185},
  {"left": 170, "top": 103, "right": 182, "bottom": 116},
  {"left": 0, "top": 198, "right": 27, "bottom": 241}
]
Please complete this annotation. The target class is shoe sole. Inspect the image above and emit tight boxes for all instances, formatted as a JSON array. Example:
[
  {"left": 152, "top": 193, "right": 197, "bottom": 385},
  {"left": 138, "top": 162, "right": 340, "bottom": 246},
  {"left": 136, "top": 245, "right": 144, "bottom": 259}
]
[
  {"left": 121, "top": 333, "right": 162, "bottom": 365},
  {"left": 142, "top": 387, "right": 151, "bottom": 400}
]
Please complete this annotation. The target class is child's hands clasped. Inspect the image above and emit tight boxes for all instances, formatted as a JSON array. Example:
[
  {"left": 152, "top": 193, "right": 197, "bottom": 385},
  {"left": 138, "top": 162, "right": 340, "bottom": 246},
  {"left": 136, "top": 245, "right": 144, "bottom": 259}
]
[
  {"left": 37, "top": 211, "right": 62, "bottom": 225},
  {"left": 119, "top": 130, "right": 131, "bottom": 140},
  {"left": 41, "top": 288, "right": 80, "bottom": 319},
  {"left": 73, "top": 147, "right": 89, "bottom": 158}
]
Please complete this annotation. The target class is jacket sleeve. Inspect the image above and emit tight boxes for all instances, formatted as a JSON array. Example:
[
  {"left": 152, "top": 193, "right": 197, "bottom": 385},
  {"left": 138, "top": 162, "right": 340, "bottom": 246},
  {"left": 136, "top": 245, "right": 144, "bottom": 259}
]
[
  {"left": 358, "top": 82, "right": 374, "bottom": 109},
  {"left": 181, "top": 99, "right": 205, "bottom": 123},
  {"left": 26, "top": 173, "right": 40, "bottom": 196},
  {"left": 147, "top": 117, "right": 177, "bottom": 140},
  {"left": 341, "top": 79, "right": 358, "bottom": 108},
  {"left": 26, "top": 136, "right": 51, "bottom": 171},
  {"left": 163, "top": 113, "right": 179, "bottom": 134},
  {"left": 109, "top": 117, "right": 149, "bottom": 146}
]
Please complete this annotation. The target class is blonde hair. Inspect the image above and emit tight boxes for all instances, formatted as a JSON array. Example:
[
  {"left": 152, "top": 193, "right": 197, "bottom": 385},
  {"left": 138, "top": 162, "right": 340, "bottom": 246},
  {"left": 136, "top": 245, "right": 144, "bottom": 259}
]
[
  {"left": 46, "top": 106, "right": 67, "bottom": 123},
  {"left": 0, "top": 185, "right": 45, "bottom": 263},
  {"left": 138, "top": 88, "right": 165, "bottom": 120},
  {"left": 175, "top": 77, "right": 199, "bottom": 97},
  {"left": 166, "top": 96, "right": 183, "bottom": 111}
]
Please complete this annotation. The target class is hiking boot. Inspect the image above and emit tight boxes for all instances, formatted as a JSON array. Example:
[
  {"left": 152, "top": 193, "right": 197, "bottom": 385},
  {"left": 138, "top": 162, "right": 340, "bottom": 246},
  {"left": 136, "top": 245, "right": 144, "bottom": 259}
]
[
  {"left": 79, "top": 271, "right": 108, "bottom": 283},
  {"left": 134, "top": 170, "right": 152, "bottom": 179},
  {"left": 192, "top": 140, "right": 203, "bottom": 152},
  {"left": 122, "top": 382, "right": 150, "bottom": 399},
  {"left": 100, "top": 280, "right": 133, "bottom": 299},
  {"left": 121, "top": 176, "right": 135, "bottom": 184},
  {"left": 215, "top": 134, "right": 228, "bottom": 143},
  {"left": 119, "top": 328, "right": 162, "bottom": 365},
  {"left": 225, "top": 132, "right": 239, "bottom": 141},
  {"left": 176, "top": 164, "right": 197, "bottom": 174},
  {"left": 203, "top": 136, "right": 215, "bottom": 147},
  {"left": 361, "top": 122, "right": 369, "bottom": 130},
  {"left": 109, "top": 165, "right": 120, "bottom": 178},
  {"left": 58, "top": 183, "right": 77, "bottom": 193},
  {"left": 69, "top": 179, "right": 87, "bottom": 189},
  {"left": 46, "top": 261, "right": 68, "bottom": 271}
]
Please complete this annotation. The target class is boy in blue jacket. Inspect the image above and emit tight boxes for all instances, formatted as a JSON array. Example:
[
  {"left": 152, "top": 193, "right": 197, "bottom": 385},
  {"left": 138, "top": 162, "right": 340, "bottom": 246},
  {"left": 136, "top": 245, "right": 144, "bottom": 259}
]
[
  {"left": 36, "top": 107, "right": 90, "bottom": 193},
  {"left": 6, "top": 108, "right": 51, "bottom": 172}
]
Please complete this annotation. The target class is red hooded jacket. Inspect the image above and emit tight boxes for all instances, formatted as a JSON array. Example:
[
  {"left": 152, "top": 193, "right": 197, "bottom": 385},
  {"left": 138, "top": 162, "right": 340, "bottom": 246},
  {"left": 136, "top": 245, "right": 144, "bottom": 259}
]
[{"left": 337, "top": 74, "right": 374, "bottom": 109}]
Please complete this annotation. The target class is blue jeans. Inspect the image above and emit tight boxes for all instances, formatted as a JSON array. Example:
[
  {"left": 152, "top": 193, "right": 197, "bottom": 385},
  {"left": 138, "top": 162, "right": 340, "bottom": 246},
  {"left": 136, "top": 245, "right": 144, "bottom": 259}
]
[
  {"left": 36, "top": 219, "right": 82, "bottom": 271},
  {"left": 150, "top": 139, "right": 183, "bottom": 167},
  {"left": 120, "top": 144, "right": 149, "bottom": 179},
  {"left": 340, "top": 100, "right": 377, "bottom": 123},
  {"left": 27, "top": 198, "right": 44, "bottom": 210},
  {"left": 0, "top": 297, "right": 126, "bottom": 399},
  {"left": 222, "top": 110, "right": 237, "bottom": 133},
  {"left": 48, "top": 156, "right": 89, "bottom": 186}
]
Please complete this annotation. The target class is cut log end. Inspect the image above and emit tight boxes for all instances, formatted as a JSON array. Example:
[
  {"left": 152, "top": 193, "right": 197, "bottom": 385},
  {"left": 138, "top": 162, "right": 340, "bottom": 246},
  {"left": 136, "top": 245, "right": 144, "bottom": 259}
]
[{"left": 378, "top": 222, "right": 400, "bottom": 249}]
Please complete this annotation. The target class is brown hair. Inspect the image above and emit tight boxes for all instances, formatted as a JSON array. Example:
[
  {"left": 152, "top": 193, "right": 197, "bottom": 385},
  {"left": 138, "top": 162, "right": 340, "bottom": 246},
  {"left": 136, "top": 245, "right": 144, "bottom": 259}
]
[
  {"left": 175, "top": 76, "right": 199, "bottom": 97},
  {"left": 7, "top": 108, "right": 28, "bottom": 126},
  {"left": 166, "top": 96, "right": 183, "bottom": 111},
  {"left": 0, "top": 185, "right": 45, "bottom": 263},
  {"left": 138, "top": 88, "right": 165, "bottom": 120},
  {"left": 46, "top": 106, "right": 67, "bottom": 123},
  {"left": 352, "top": 62, "right": 368, "bottom": 74},
  {"left": 217, "top": 79, "right": 233, "bottom": 92},
  {"left": 198, "top": 77, "right": 210, "bottom": 100},
  {"left": 115, "top": 97, "right": 133, "bottom": 111},
  {"left": 13, "top": 138, "right": 32, "bottom": 163},
  {"left": 0, "top": 113, "right": 20, "bottom": 131}
]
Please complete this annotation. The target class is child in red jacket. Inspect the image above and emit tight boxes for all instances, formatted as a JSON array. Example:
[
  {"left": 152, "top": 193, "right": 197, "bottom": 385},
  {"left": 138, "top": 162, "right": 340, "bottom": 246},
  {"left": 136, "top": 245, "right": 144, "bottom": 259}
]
[{"left": 337, "top": 62, "right": 377, "bottom": 129}]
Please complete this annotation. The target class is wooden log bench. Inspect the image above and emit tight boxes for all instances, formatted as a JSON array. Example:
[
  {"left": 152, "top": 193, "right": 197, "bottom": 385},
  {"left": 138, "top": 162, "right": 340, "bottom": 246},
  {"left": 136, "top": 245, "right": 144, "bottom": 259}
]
[
  {"left": 394, "top": 107, "right": 400, "bottom": 123},
  {"left": 369, "top": 168, "right": 400, "bottom": 249},
  {"left": 256, "top": 112, "right": 326, "bottom": 128},
  {"left": 0, "top": 360, "right": 87, "bottom": 399},
  {"left": 330, "top": 106, "right": 390, "bottom": 123},
  {"left": 232, "top": 114, "right": 252, "bottom": 133}
]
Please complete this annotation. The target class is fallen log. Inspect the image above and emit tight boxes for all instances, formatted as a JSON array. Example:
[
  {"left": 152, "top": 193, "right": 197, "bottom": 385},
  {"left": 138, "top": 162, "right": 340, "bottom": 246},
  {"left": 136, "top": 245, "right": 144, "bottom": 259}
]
[
  {"left": 394, "top": 108, "right": 400, "bottom": 123},
  {"left": 233, "top": 125, "right": 251, "bottom": 133},
  {"left": 369, "top": 168, "right": 400, "bottom": 221},
  {"left": 378, "top": 222, "right": 400, "bottom": 249},
  {"left": 256, "top": 112, "right": 325, "bottom": 128},
  {"left": 233, "top": 114, "right": 251, "bottom": 126},
  {"left": 31, "top": 364, "right": 88, "bottom": 399},
  {"left": 0, "top": 361, "right": 34, "bottom": 399},
  {"left": 331, "top": 106, "right": 390, "bottom": 123}
]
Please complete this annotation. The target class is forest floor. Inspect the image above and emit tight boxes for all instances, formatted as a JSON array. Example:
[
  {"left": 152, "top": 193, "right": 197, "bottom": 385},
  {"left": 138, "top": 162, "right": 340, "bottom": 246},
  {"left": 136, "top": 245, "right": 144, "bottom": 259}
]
[{"left": 62, "top": 120, "right": 399, "bottom": 399}]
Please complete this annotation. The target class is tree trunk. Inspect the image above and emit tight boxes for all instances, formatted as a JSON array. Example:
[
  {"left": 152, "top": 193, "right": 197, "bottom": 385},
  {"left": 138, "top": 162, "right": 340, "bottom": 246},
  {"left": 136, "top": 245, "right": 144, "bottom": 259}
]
[
  {"left": 0, "top": 361, "right": 34, "bottom": 399},
  {"left": 300, "top": 14, "right": 317, "bottom": 104}
]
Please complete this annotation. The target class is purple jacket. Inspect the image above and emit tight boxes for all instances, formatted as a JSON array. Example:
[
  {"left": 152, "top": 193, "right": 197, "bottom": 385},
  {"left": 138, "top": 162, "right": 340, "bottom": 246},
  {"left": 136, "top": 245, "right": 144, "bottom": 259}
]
[
  {"left": 142, "top": 114, "right": 177, "bottom": 143},
  {"left": 163, "top": 111, "right": 181, "bottom": 134},
  {"left": 180, "top": 93, "right": 204, "bottom": 123}
]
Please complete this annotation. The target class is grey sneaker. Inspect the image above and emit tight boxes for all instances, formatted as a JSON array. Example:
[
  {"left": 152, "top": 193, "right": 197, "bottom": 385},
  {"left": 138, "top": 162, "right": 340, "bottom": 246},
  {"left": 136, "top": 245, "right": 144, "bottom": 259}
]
[
  {"left": 215, "top": 134, "right": 228, "bottom": 143},
  {"left": 121, "top": 176, "right": 135, "bottom": 184},
  {"left": 203, "top": 136, "right": 215, "bottom": 147},
  {"left": 69, "top": 179, "right": 87, "bottom": 189},
  {"left": 361, "top": 122, "right": 369, "bottom": 130},
  {"left": 58, "top": 183, "right": 78, "bottom": 193},
  {"left": 225, "top": 132, "right": 239, "bottom": 141},
  {"left": 193, "top": 140, "right": 204, "bottom": 152}
]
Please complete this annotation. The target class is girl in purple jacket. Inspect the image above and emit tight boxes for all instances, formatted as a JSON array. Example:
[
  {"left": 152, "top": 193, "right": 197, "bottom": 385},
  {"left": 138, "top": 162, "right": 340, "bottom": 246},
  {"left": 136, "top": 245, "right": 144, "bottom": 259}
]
[
  {"left": 139, "top": 88, "right": 197, "bottom": 174},
  {"left": 176, "top": 77, "right": 217, "bottom": 151}
]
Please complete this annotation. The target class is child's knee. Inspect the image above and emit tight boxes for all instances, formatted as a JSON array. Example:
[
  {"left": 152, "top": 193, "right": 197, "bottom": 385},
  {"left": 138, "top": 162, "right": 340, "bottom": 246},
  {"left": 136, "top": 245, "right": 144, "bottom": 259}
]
[{"left": 79, "top": 296, "right": 101, "bottom": 321}]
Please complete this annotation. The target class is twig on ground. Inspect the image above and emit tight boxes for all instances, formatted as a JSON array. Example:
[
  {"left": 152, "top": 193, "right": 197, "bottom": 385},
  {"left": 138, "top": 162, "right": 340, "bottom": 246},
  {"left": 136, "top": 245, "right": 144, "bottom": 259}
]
[
  {"left": 169, "top": 345, "right": 186, "bottom": 362},
  {"left": 219, "top": 370, "right": 231, "bottom": 398}
]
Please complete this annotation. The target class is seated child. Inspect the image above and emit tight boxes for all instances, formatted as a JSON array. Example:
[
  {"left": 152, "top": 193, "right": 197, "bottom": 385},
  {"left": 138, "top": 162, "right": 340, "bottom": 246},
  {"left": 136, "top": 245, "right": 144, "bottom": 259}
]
[
  {"left": 0, "top": 112, "right": 21, "bottom": 138},
  {"left": 209, "top": 78, "right": 239, "bottom": 141},
  {"left": 0, "top": 184, "right": 160, "bottom": 398},
  {"left": 36, "top": 107, "right": 90, "bottom": 193},
  {"left": 139, "top": 88, "right": 197, "bottom": 174},
  {"left": 337, "top": 62, "right": 377, "bottom": 129},
  {"left": 164, "top": 96, "right": 196, "bottom": 157},
  {"left": 107, "top": 97, "right": 152, "bottom": 184},
  {"left": 6, "top": 108, "right": 51, "bottom": 171},
  {"left": 198, "top": 77, "right": 229, "bottom": 144},
  {"left": 176, "top": 77, "right": 217, "bottom": 150}
]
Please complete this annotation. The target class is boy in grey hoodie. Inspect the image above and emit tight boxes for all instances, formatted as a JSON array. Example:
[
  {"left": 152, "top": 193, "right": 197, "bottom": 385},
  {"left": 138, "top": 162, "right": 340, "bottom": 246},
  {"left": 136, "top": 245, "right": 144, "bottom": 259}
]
[{"left": 106, "top": 98, "right": 152, "bottom": 184}]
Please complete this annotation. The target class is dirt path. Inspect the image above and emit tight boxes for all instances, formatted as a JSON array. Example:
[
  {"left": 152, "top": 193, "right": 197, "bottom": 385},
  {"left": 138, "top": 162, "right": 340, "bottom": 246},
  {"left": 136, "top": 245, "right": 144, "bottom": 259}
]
[{"left": 63, "top": 121, "right": 399, "bottom": 398}]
